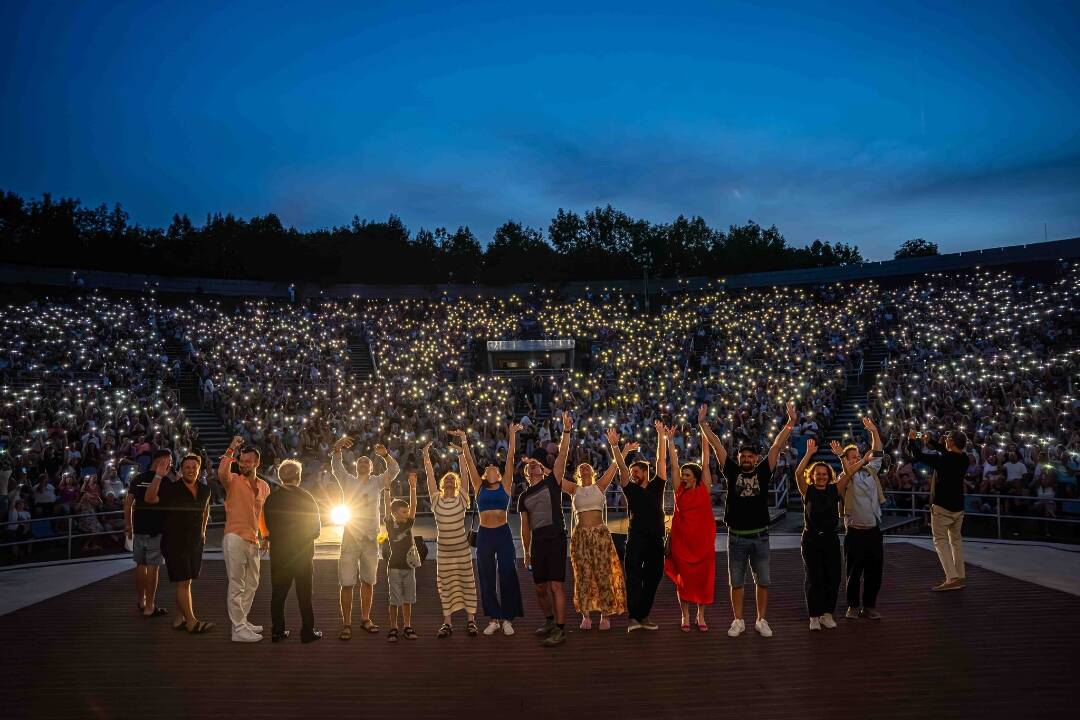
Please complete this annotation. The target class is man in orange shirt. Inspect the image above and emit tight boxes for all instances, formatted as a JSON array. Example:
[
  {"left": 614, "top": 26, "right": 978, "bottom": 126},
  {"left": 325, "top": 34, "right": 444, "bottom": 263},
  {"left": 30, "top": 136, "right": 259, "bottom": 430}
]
[{"left": 218, "top": 436, "right": 271, "bottom": 643}]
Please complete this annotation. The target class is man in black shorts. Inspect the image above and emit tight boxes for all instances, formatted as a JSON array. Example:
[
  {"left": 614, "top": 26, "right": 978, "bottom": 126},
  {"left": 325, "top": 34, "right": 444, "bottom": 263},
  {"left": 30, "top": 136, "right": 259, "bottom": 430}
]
[
  {"left": 148, "top": 453, "right": 214, "bottom": 634},
  {"left": 519, "top": 417, "right": 571, "bottom": 648}
]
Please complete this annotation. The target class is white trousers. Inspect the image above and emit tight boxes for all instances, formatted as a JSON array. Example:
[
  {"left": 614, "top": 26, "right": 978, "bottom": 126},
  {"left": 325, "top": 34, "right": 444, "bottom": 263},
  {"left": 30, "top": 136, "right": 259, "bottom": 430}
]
[
  {"left": 930, "top": 506, "right": 965, "bottom": 581},
  {"left": 223, "top": 533, "right": 260, "bottom": 632}
]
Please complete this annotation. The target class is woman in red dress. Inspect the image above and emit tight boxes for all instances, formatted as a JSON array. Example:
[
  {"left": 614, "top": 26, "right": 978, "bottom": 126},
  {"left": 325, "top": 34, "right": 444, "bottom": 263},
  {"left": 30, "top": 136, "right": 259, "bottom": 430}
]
[{"left": 663, "top": 423, "right": 716, "bottom": 632}]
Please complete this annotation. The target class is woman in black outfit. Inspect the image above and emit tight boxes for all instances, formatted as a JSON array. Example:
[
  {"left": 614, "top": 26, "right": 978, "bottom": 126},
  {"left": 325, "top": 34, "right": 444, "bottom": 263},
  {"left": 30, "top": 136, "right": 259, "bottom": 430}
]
[{"left": 794, "top": 439, "right": 850, "bottom": 632}]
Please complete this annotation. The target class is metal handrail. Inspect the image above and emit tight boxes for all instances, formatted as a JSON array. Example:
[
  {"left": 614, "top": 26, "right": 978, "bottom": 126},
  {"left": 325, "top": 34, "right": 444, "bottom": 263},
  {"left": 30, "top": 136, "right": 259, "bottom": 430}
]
[{"left": 879, "top": 489, "right": 1080, "bottom": 538}]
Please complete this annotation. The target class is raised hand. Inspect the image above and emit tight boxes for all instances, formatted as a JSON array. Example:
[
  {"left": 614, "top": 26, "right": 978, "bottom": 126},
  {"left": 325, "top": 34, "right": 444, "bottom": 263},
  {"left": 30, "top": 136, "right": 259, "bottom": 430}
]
[
  {"left": 653, "top": 420, "right": 665, "bottom": 437},
  {"left": 422, "top": 442, "right": 432, "bottom": 457},
  {"left": 698, "top": 404, "right": 709, "bottom": 425},
  {"left": 449, "top": 429, "right": 467, "bottom": 441},
  {"left": 907, "top": 428, "right": 919, "bottom": 441},
  {"left": 830, "top": 440, "right": 845, "bottom": 457},
  {"left": 624, "top": 441, "right": 641, "bottom": 454},
  {"left": 786, "top": 401, "right": 798, "bottom": 425},
  {"left": 332, "top": 436, "right": 353, "bottom": 453},
  {"left": 509, "top": 423, "right": 523, "bottom": 435},
  {"left": 605, "top": 427, "right": 619, "bottom": 446},
  {"left": 229, "top": 436, "right": 244, "bottom": 452},
  {"left": 407, "top": 472, "right": 418, "bottom": 489},
  {"left": 373, "top": 443, "right": 388, "bottom": 456},
  {"left": 862, "top": 416, "right": 879, "bottom": 433},
  {"left": 805, "top": 438, "right": 818, "bottom": 457},
  {"left": 561, "top": 410, "right": 573, "bottom": 431}
]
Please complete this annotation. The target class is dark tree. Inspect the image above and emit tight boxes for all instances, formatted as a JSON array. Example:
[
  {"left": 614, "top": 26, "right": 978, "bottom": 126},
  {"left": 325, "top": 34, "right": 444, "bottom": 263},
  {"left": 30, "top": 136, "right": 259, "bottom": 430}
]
[{"left": 894, "top": 238, "right": 939, "bottom": 259}]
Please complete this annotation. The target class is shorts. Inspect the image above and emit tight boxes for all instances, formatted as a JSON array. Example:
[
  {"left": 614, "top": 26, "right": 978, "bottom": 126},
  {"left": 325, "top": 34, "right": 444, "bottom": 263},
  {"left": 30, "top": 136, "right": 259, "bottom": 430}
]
[
  {"left": 387, "top": 567, "right": 417, "bottom": 605},
  {"left": 339, "top": 538, "right": 379, "bottom": 587},
  {"left": 530, "top": 531, "right": 568, "bottom": 584},
  {"left": 163, "top": 543, "right": 204, "bottom": 582},
  {"left": 727, "top": 533, "right": 771, "bottom": 588},
  {"left": 132, "top": 534, "right": 164, "bottom": 566}
]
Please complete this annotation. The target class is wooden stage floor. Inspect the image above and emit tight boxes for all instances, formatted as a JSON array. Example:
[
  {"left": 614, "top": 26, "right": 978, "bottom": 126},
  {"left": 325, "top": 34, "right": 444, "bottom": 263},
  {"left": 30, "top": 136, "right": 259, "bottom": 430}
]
[{"left": 3, "top": 544, "right": 1076, "bottom": 719}]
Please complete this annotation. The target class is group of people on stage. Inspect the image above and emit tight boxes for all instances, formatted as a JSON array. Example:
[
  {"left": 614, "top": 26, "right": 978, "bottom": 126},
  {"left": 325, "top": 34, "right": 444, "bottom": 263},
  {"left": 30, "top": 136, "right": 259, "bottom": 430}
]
[{"left": 125, "top": 401, "right": 971, "bottom": 644}]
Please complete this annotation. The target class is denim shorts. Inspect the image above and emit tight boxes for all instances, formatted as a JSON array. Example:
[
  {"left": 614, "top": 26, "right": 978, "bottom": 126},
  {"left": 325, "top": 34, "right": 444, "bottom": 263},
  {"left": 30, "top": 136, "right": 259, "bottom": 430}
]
[
  {"left": 132, "top": 534, "right": 163, "bottom": 566},
  {"left": 727, "top": 533, "right": 771, "bottom": 588}
]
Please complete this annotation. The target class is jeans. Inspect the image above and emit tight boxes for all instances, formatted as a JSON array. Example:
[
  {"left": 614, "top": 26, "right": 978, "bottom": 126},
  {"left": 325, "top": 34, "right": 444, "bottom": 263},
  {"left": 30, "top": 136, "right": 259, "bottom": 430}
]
[
  {"left": 801, "top": 530, "right": 841, "bottom": 617},
  {"left": 844, "top": 526, "right": 883, "bottom": 609},
  {"left": 623, "top": 531, "right": 664, "bottom": 622}
]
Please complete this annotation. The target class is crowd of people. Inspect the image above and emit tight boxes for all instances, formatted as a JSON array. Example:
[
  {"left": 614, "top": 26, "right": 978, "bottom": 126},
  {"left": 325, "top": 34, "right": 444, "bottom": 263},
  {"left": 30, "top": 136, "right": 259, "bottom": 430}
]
[{"left": 3, "top": 264, "right": 1079, "bottom": 565}]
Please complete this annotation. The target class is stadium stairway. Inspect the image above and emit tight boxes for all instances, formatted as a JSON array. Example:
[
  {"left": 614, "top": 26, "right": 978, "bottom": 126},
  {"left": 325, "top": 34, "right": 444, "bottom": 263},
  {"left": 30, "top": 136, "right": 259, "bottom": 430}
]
[
  {"left": 163, "top": 335, "right": 231, "bottom": 459},
  {"left": 347, "top": 332, "right": 376, "bottom": 380},
  {"left": 788, "top": 384, "right": 870, "bottom": 514}
]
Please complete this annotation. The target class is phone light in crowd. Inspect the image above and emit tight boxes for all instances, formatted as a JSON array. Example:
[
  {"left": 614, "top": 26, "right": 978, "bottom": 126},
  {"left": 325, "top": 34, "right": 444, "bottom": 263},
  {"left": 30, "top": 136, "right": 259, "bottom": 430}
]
[{"left": 330, "top": 505, "right": 351, "bottom": 526}]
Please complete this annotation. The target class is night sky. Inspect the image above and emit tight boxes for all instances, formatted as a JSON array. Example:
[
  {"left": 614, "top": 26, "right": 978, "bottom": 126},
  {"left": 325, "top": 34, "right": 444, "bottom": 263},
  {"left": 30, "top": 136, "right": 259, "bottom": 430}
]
[{"left": 2, "top": 0, "right": 1078, "bottom": 259}]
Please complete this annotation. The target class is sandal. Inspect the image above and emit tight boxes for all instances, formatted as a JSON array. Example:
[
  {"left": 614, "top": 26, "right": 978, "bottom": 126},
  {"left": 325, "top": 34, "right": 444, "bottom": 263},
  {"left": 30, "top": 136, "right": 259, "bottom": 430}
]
[
  {"left": 697, "top": 622, "right": 709, "bottom": 633},
  {"left": 143, "top": 607, "right": 168, "bottom": 618},
  {"left": 403, "top": 627, "right": 418, "bottom": 640},
  {"left": 339, "top": 625, "right": 352, "bottom": 641},
  {"left": 387, "top": 628, "right": 398, "bottom": 643},
  {"left": 680, "top": 623, "right": 691, "bottom": 633},
  {"left": 466, "top": 620, "right": 479, "bottom": 637},
  {"left": 187, "top": 620, "right": 214, "bottom": 634},
  {"left": 359, "top": 618, "right": 380, "bottom": 634},
  {"left": 173, "top": 620, "right": 187, "bottom": 631},
  {"left": 437, "top": 623, "right": 452, "bottom": 639}
]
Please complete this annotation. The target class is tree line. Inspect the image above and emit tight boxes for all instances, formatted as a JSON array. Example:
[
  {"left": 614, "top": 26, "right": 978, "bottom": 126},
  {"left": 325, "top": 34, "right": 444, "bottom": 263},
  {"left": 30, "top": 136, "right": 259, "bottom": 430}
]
[{"left": 0, "top": 190, "right": 882, "bottom": 285}]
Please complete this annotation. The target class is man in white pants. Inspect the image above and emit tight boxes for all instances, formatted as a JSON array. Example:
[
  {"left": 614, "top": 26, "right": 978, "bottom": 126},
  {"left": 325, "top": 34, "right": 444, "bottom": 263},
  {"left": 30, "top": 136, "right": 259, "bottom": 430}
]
[
  {"left": 330, "top": 436, "right": 399, "bottom": 640},
  {"left": 218, "top": 437, "right": 271, "bottom": 642}
]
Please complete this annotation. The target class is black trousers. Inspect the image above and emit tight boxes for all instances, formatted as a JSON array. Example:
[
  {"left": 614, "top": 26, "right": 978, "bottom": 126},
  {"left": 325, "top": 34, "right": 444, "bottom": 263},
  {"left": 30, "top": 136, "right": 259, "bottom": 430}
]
[
  {"left": 270, "top": 554, "right": 315, "bottom": 635},
  {"left": 624, "top": 532, "right": 664, "bottom": 622},
  {"left": 844, "top": 526, "right": 883, "bottom": 609},
  {"left": 801, "top": 530, "right": 841, "bottom": 617}
]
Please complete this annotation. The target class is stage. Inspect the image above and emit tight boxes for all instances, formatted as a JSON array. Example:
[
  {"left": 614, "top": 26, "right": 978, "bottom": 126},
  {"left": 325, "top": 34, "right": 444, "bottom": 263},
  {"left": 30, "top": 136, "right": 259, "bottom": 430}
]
[{"left": 2, "top": 543, "right": 1077, "bottom": 719}]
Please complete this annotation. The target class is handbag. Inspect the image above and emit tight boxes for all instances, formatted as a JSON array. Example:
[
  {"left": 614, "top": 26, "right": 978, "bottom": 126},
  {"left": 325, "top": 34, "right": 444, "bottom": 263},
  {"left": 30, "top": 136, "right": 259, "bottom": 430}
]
[
  {"left": 406, "top": 542, "right": 422, "bottom": 569},
  {"left": 663, "top": 533, "right": 672, "bottom": 558}
]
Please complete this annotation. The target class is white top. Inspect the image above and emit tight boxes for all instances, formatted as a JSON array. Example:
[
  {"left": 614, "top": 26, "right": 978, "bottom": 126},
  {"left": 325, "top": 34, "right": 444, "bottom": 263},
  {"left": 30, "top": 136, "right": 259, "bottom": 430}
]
[
  {"left": 846, "top": 457, "right": 883, "bottom": 527},
  {"left": 573, "top": 483, "right": 605, "bottom": 514},
  {"left": 331, "top": 451, "right": 399, "bottom": 542}
]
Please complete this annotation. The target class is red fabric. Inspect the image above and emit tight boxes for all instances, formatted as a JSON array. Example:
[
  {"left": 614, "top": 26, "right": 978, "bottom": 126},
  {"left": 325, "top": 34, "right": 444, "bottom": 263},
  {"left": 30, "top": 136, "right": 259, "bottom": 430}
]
[{"left": 664, "top": 482, "right": 717, "bottom": 604}]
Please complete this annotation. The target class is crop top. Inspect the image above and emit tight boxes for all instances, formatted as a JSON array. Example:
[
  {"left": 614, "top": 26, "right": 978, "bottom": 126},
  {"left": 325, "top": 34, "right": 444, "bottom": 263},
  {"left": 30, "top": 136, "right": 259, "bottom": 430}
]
[
  {"left": 476, "top": 484, "right": 510, "bottom": 512},
  {"left": 572, "top": 483, "right": 605, "bottom": 514}
]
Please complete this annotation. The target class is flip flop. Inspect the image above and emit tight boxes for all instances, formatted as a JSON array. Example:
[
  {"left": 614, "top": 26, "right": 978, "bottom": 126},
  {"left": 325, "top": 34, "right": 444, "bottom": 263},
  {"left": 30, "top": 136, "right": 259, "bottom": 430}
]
[
  {"left": 187, "top": 620, "right": 214, "bottom": 634},
  {"left": 173, "top": 620, "right": 187, "bottom": 631},
  {"left": 143, "top": 607, "right": 167, "bottom": 618}
]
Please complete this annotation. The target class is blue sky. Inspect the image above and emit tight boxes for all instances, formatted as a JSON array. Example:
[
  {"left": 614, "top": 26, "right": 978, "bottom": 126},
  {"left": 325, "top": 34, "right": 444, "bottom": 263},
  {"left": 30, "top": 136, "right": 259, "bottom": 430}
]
[{"left": 2, "top": 0, "right": 1078, "bottom": 259}]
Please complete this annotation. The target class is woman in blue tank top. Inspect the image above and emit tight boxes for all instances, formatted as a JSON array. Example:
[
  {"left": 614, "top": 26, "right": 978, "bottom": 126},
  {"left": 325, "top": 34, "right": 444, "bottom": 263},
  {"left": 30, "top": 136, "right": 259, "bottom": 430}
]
[{"left": 453, "top": 423, "right": 524, "bottom": 635}]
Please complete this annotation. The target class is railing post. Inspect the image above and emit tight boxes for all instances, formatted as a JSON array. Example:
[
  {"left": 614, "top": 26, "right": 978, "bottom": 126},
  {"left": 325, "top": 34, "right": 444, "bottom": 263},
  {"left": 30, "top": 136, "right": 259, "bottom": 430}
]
[
  {"left": 996, "top": 496, "right": 1002, "bottom": 540},
  {"left": 67, "top": 516, "right": 73, "bottom": 560}
]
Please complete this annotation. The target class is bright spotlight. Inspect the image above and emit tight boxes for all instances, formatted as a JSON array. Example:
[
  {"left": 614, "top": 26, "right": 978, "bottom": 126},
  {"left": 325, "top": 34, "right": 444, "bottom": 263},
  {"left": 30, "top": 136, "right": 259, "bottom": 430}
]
[{"left": 330, "top": 505, "right": 351, "bottom": 526}]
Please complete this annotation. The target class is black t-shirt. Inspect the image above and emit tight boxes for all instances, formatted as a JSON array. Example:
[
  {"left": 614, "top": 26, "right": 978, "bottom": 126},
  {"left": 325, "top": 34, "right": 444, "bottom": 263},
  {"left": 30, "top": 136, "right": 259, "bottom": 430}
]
[
  {"left": 803, "top": 483, "right": 840, "bottom": 534},
  {"left": 722, "top": 458, "right": 772, "bottom": 532},
  {"left": 159, "top": 479, "right": 212, "bottom": 549},
  {"left": 517, "top": 475, "right": 565, "bottom": 539},
  {"left": 623, "top": 477, "right": 665, "bottom": 538},
  {"left": 385, "top": 517, "right": 415, "bottom": 570},
  {"left": 912, "top": 442, "right": 968, "bottom": 513},
  {"left": 129, "top": 471, "right": 164, "bottom": 536},
  {"left": 263, "top": 485, "right": 321, "bottom": 564}
]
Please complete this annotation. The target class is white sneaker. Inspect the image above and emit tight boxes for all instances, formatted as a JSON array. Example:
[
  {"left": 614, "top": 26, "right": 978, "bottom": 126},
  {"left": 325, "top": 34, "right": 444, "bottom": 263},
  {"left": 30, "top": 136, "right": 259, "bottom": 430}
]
[
  {"left": 755, "top": 618, "right": 773, "bottom": 637},
  {"left": 231, "top": 626, "right": 263, "bottom": 643},
  {"left": 483, "top": 620, "right": 501, "bottom": 636},
  {"left": 246, "top": 622, "right": 264, "bottom": 634},
  {"left": 501, "top": 620, "right": 515, "bottom": 636},
  {"left": 820, "top": 613, "right": 837, "bottom": 629},
  {"left": 727, "top": 618, "right": 745, "bottom": 637},
  {"left": 809, "top": 617, "right": 822, "bottom": 631}
]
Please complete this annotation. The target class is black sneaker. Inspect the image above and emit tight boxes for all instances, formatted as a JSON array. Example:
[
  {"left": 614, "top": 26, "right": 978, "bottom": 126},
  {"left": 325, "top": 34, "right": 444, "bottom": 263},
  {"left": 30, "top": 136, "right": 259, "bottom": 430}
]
[
  {"left": 541, "top": 627, "right": 566, "bottom": 647},
  {"left": 535, "top": 619, "right": 556, "bottom": 637},
  {"left": 301, "top": 630, "right": 323, "bottom": 644},
  {"left": 271, "top": 630, "right": 290, "bottom": 643}
]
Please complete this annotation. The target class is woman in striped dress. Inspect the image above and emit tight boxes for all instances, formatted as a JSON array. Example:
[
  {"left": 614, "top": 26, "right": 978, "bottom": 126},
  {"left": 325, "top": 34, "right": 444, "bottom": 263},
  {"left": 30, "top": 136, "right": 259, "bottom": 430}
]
[{"left": 423, "top": 441, "right": 479, "bottom": 638}]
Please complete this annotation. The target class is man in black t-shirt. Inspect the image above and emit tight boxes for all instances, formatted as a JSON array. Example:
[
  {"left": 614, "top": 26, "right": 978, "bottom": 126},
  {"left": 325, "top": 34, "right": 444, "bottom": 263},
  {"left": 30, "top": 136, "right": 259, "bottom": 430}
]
[
  {"left": 611, "top": 424, "right": 663, "bottom": 633},
  {"left": 124, "top": 449, "right": 172, "bottom": 618},
  {"left": 908, "top": 428, "right": 969, "bottom": 591},
  {"left": 702, "top": 402, "right": 796, "bottom": 638}
]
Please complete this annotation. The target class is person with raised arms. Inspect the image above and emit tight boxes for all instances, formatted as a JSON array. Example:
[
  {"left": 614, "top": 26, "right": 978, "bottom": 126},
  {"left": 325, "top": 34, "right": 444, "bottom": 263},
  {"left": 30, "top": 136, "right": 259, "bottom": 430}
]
[
  {"left": 461, "top": 422, "right": 524, "bottom": 636},
  {"left": 793, "top": 438, "right": 848, "bottom": 631},
  {"left": 702, "top": 401, "right": 797, "bottom": 638},
  {"left": 424, "top": 436, "right": 479, "bottom": 639},
  {"left": 330, "top": 436, "right": 399, "bottom": 640}
]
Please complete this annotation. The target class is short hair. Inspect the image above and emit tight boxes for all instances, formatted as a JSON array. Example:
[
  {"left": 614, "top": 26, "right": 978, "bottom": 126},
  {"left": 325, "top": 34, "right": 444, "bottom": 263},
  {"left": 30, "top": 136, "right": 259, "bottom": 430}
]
[
  {"left": 277, "top": 459, "right": 302, "bottom": 485},
  {"left": 630, "top": 460, "right": 650, "bottom": 475},
  {"left": 151, "top": 449, "right": 173, "bottom": 463},
  {"left": 803, "top": 461, "right": 837, "bottom": 486},
  {"left": 738, "top": 444, "right": 761, "bottom": 456},
  {"left": 389, "top": 498, "right": 410, "bottom": 513},
  {"left": 949, "top": 431, "right": 968, "bottom": 450},
  {"left": 180, "top": 454, "right": 202, "bottom": 468},
  {"left": 240, "top": 446, "right": 261, "bottom": 462},
  {"left": 841, "top": 444, "right": 859, "bottom": 456}
]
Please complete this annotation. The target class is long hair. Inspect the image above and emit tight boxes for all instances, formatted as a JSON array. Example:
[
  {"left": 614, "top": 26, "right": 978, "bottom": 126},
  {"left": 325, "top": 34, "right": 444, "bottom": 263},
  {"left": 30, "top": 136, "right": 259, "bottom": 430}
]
[
  {"left": 803, "top": 461, "right": 837, "bottom": 487},
  {"left": 679, "top": 462, "right": 703, "bottom": 486},
  {"left": 573, "top": 463, "right": 596, "bottom": 486}
]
